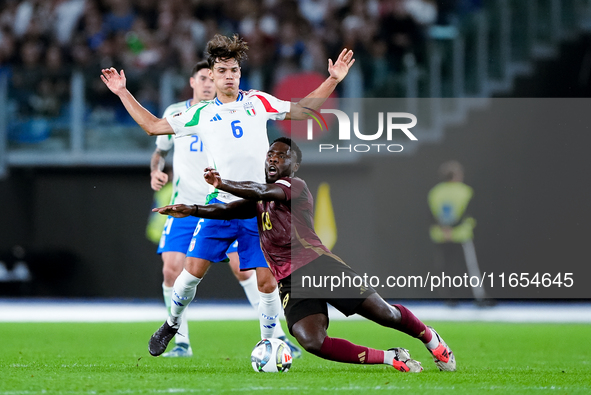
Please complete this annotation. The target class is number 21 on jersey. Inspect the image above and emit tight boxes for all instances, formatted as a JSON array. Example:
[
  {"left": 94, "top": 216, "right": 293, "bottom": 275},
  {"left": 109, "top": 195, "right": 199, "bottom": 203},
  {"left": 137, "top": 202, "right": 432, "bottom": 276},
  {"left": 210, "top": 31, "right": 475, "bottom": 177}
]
[{"left": 190, "top": 136, "right": 203, "bottom": 151}]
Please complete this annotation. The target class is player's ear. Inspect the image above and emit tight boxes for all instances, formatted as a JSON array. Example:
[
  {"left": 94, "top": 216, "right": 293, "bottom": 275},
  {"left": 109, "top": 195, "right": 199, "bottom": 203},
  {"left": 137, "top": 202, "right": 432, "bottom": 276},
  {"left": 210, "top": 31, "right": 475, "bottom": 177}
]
[
  {"left": 292, "top": 162, "right": 300, "bottom": 173},
  {"left": 189, "top": 77, "right": 195, "bottom": 89},
  {"left": 208, "top": 68, "right": 213, "bottom": 79}
]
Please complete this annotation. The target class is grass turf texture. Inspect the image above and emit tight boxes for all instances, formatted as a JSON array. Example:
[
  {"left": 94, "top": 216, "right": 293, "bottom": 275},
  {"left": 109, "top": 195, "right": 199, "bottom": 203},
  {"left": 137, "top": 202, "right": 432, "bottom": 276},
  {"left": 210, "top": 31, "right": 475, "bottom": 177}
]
[{"left": 1, "top": 321, "right": 589, "bottom": 394}]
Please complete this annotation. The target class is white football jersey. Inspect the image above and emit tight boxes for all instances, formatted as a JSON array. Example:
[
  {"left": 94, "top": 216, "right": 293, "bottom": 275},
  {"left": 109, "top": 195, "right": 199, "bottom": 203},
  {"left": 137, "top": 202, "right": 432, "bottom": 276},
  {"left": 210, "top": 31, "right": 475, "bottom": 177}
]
[
  {"left": 166, "top": 90, "right": 291, "bottom": 203},
  {"left": 156, "top": 99, "right": 210, "bottom": 205}
]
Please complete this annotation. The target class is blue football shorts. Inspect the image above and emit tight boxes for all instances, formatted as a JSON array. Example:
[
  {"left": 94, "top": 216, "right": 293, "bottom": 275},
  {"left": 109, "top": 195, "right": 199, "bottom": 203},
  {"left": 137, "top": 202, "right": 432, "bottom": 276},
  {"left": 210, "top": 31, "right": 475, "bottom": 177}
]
[
  {"left": 157, "top": 215, "right": 238, "bottom": 256},
  {"left": 186, "top": 198, "right": 266, "bottom": 270}
]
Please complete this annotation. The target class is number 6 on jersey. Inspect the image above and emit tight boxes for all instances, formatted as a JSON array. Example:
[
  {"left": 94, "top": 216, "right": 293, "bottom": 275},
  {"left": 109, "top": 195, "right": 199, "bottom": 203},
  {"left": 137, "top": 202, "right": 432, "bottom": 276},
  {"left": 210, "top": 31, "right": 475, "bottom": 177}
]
[{"left": 231, "top": 120, "right": 243, "bottom": 138}]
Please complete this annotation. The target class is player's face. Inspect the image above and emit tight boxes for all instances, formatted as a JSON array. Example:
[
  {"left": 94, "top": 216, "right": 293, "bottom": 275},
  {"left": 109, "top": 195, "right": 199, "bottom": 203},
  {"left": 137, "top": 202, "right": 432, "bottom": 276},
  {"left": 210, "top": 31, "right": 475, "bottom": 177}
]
[
  {"left": 210, "top": 58, "right": 241, "bottom": 96},
  {"left": 265, "top": 142, "right": 298, "bottom": 183},
  {"left": 190, "top": 68, "right": 215, "bottom": 101}
]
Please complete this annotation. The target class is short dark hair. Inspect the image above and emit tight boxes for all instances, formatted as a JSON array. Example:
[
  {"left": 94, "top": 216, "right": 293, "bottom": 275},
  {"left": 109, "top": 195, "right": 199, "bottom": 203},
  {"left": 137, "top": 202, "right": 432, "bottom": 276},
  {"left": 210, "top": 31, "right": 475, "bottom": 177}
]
[
  {"left": 206, "top": 34, "right": 248, "bottom": 68},
  {"left": 272, "top": 137, "right": 302, "bottom": 165},
  {"left": 191, "top": 60, "right": 210, "bottom": 76}
]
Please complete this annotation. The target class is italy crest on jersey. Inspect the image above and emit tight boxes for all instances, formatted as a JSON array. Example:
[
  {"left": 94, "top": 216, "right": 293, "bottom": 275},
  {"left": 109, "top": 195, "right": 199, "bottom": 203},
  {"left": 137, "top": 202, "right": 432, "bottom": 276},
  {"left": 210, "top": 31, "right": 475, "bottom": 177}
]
[{"left": 244, "top": 102, "right": 256, "bottom": 116}]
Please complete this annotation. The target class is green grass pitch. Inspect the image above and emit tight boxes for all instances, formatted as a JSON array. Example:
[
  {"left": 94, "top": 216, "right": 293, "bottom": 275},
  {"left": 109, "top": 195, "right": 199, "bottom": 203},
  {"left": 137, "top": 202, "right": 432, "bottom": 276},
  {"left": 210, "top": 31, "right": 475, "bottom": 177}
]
[{"left": 1, "top": 320, "right": 589, "bottom": 394}]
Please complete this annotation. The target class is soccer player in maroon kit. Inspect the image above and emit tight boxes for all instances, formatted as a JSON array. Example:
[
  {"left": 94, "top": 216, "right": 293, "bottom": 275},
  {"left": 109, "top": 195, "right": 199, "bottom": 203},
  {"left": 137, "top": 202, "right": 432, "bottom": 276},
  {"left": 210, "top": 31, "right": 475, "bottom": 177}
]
[{"left": 153, "top": 137, "right": 456, "bottom": 373}]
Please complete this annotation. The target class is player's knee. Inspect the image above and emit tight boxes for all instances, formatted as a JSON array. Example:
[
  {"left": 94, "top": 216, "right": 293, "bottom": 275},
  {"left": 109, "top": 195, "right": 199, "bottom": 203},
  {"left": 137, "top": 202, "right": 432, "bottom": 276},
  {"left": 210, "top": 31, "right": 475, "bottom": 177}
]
[
  {"left": 255, "top": 268, "right": 277, "bottom": 293},
  {"left": 233, "top": 269, "right": 252, "bottom": 282},
  {"left": 292, "top": 328, "right": 324, "bottom": 355},
  {"left": 257, "top": 277, "right": 276, "bottom": 293},
  {"left": 162, "top": 265, "right": 180, "bottom": 283}
]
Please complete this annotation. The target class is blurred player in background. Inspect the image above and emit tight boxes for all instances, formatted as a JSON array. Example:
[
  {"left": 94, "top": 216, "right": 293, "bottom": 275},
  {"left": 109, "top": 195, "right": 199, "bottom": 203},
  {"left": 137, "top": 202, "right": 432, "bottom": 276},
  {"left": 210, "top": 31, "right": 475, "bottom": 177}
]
[
  {"left": 146, "top": 166, "right": 173, "bottom": 246},
  {"left": 153, "top": 137, "right": 456, "bottom": 373},
  {"left": 101, "top": 33, "right": 354, "bottom": 358},
  {"left": 428, "top": 160, "right": 489, "bottom": 304},
  {"left": 146, "top": 60, "right": 300, "bottom": 357}
]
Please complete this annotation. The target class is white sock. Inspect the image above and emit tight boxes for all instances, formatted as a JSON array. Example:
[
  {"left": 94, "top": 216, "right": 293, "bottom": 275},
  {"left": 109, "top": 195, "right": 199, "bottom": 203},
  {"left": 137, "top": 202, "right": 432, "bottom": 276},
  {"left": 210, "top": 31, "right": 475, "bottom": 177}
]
[
  {"left": 165, "top": 281, "right": 191, "bottom": 345},
  {"left": 169, "top": 269, "right": 201, "bottom": 328},
  {"left": 176, "top": 310, "right": 190, "bottom": 346},
  {"left": 242, "top": 276, "right": 287, "bottom": 338},
  {"left": 162, "top": 283, "right": 172, "bottom": 314},
  {"left": 426, "top": 328, "right": 439, "bottom": 350},
  {"left": 258, "top": 288, "right": 281, "bottom": 339},
  {"left": 163, "top": 283, "right": 189, "bottom": 343},
  {"left": 239, "top": 273, "right": 260, "bottom": 310},
  {"left": 273, "top": 323, "right": 287, "bottom": 338}
]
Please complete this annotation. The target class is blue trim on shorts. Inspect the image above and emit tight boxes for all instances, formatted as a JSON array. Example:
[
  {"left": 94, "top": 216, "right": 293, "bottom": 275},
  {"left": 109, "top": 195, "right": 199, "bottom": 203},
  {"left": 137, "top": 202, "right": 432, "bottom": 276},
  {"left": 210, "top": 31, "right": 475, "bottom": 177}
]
[{"left": 227, "top": 240, "right": 239, "bottom": 254}]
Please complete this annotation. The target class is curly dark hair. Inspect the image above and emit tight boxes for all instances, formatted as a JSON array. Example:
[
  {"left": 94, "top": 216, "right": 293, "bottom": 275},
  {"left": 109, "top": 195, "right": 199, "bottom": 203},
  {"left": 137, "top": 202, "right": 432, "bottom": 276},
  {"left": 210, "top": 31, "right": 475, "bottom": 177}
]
[
  {"left": 206, "top": 34, "right": 249, "bottom": 68},
  {"left": 272, "top": 137, "right": 302, "bottom": 165}
]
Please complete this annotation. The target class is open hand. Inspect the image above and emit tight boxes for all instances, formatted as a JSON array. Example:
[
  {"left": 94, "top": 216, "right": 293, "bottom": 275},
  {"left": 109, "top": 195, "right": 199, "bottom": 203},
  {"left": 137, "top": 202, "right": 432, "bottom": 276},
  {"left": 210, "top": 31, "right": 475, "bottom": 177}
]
[
  {"left": 328, "top": 49, "right": 355, "bottom": 83},
  {"left": 152, "top": 204, "right": 194, "bottom": 218},
  {"left": 100, "top": 68, "right": 127, "bottom": 95}
]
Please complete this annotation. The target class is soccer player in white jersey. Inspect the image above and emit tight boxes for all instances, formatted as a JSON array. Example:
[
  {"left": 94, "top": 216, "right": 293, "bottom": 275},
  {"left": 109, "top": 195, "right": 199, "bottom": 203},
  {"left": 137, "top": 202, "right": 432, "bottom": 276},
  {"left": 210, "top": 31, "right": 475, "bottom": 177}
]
[
  {"left": 150, "top": 60, "right": 300, "bottom": 357},
  {"left": 100, "top": 34, "right": 355, "bottom": 357}
]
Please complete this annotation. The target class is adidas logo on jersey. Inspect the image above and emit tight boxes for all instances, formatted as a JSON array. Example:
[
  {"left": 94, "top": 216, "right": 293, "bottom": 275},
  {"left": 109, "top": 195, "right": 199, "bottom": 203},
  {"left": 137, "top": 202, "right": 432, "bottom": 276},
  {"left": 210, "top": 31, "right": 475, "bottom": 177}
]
[{"left": 210, "top": 114, "right": 222, "bottom": 122}]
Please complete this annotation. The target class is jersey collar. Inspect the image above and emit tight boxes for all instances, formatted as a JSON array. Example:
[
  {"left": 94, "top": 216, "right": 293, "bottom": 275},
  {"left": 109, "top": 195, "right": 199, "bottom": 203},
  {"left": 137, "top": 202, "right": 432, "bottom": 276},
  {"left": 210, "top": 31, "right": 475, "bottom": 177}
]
[{"left": 214, "top": 91, "right": 244, "bottom": 106}]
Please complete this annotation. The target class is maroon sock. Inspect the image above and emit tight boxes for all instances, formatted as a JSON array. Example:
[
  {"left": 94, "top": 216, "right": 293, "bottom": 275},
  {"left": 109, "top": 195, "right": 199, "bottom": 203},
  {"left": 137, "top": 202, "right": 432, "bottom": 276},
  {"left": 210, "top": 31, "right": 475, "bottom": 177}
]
[
  {"left": 393, "top": 304, "right": 432, "bottom": 343},
  {"left": 319, "top": 336, "right": 384, "bottom": 364}
]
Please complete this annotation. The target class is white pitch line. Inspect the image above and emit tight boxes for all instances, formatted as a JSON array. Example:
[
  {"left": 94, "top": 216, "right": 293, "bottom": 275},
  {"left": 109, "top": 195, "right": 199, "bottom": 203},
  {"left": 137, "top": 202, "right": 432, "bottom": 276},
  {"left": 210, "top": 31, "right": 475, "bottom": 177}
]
[{"left": 0, "top": 299, "right": 590, "bottom": 323}]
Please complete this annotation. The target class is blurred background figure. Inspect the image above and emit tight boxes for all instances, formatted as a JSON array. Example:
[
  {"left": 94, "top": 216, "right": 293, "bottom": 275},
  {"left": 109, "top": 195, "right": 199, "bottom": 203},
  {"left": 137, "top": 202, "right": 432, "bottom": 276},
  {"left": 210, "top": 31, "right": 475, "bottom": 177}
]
[
  {"left": 146, "top": 165, "right": 173, "bottom": 246},
  {"left": 428, "top": 160, "right": 489, "bottom": 305}
]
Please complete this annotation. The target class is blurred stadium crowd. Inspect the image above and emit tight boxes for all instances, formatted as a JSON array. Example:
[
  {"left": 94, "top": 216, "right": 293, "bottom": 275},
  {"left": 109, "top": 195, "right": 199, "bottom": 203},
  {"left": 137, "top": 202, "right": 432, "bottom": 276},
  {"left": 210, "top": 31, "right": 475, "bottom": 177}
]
[{"left": 0, "top": 0, "right": 482, "bottom": 120}]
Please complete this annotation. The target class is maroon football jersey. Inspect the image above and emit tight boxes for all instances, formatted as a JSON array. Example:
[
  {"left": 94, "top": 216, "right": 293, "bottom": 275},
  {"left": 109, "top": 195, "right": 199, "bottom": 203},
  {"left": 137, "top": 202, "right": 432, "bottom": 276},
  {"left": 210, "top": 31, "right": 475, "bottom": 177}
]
[{"left": 256, "top": 176, "right": 332, "bottom": 280}]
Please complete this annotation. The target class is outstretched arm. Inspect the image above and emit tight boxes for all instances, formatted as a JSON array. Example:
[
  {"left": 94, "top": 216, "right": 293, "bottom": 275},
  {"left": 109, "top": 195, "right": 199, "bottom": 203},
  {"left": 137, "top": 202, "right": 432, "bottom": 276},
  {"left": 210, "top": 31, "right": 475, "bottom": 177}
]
[
  {"left": 286, "top": 48, "right": 355, "bottom": 121},
  {"left": 101, "top": 68, "right": 173, "bottom": 136},
  {"left": 153, "top": 199, "right": 257, "bottom": 220},
  {"left": 204, "top": 167, "right": 287, "bottom": 201}
]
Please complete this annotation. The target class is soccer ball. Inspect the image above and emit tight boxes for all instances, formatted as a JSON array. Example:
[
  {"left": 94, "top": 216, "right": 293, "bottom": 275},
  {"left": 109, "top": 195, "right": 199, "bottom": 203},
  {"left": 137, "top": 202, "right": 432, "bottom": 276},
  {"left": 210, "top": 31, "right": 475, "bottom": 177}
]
[{"left": 250, "top": 338, "right": 292, "bottom": 373}]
